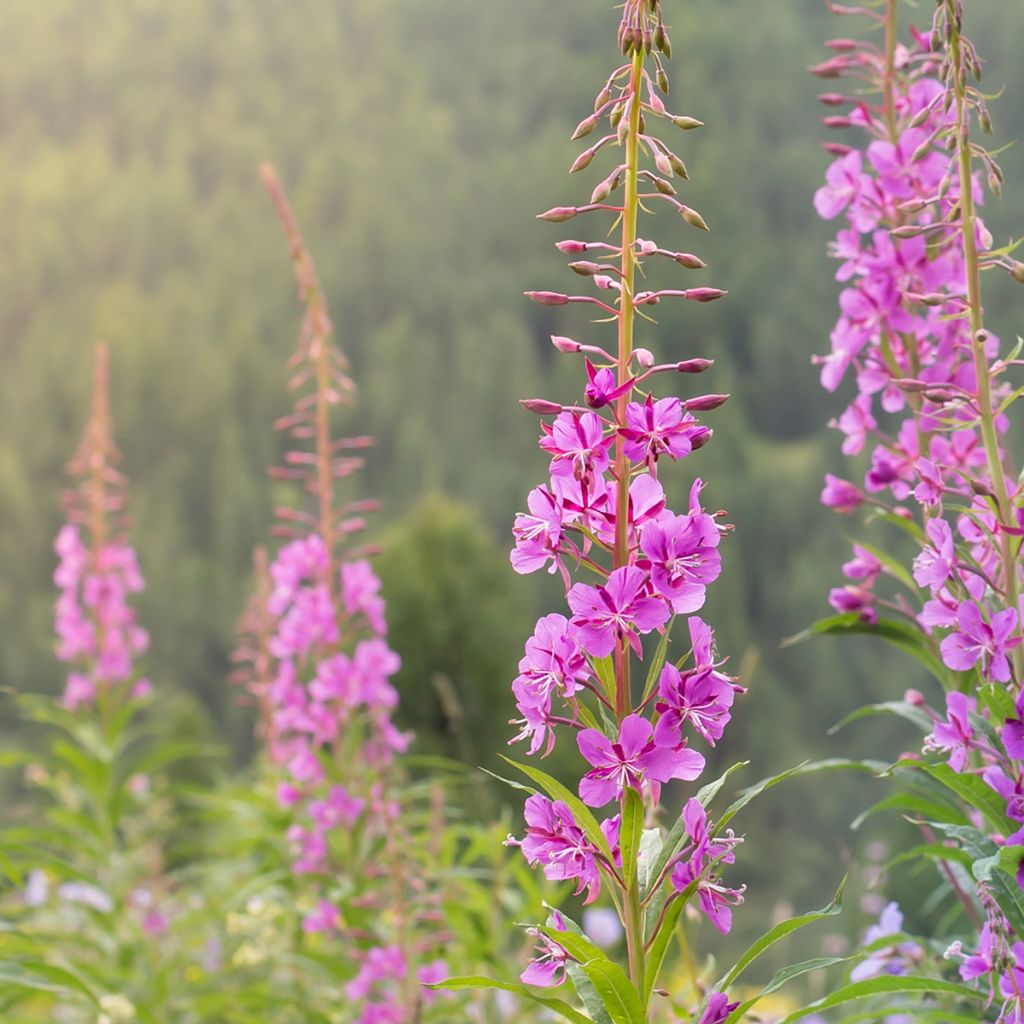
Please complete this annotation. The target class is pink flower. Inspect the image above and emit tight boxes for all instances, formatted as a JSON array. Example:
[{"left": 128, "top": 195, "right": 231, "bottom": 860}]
[
  {"left": 568, "top": 567, "right": 669, "bottom": 658},
  {"left": 539, "top": 411, "right": 614, "bottom": 482},
  {"left": 640, "top": 510, "right": 721, "bottom": 614},
  {"left": 940, "top": 602, "right": 1018, "bottom": 683},
  {"left": 821, "top": 474, "right": 864, "bottom": 513},
  {"left": 512, "top": 486, "right": 565, "bottom": 575},
  {"left": 924, "top": 692, "right": 976, "bottom": 773},
  {"left": 577, "top": 714, "right": 704, "bottom": 807},
  {"left": 620, "top": 396, "right": 708, "bottom": 464}
]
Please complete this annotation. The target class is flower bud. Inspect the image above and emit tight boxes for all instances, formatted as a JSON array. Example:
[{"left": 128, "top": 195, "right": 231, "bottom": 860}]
[
  {"left": 673, "top": 115, "right": 703, "bottom": 130},
  {"left": 521, "top": 399, "right": 564, "bottom": 415},
  {"left": 668, "top": 153, "right": 688, "bottom": 179},
  {"left": 633, "top": 348, "right": 655, "bottom": 368},
  {"left": 556, "top": 240, "right": 589, "bottom": 255},
  {"left": 825, "top": 38, "right": 858, "bottom": 51},
  {"left": 652, "top": 176, "right": 677, "bottom": 196},
  {"left": 822, "top": 116, "right": 852, "bottom": 129},
  {"left": 572, "top": 114, "right": 599, "bottom": 141},
  {"left": 684, "top": 287, "right": 726, "bottom": 302},
  {"left": 1009, "top": 261, "right": 1024, "bottom": 284},
  {"left": 823, "top": 143, "right": 853, "bottom": 156},
  {"left": 636, "top": 238, "right": 658, "bottom": 256},
  {"left": 809, "top": 58, "right": 847, "bottom": 78},
  {"left": 524, "top": 291, "right": 569, "bottom": 306},
  {"left": 892, "top": 377, "right": 930, "bottom": 393},
  {"left": 970, "top": 478, "right": 995, "bottom": 498},
  {"left": 679, "top": 205, "right": 709, "bottom": 231},
  {"left": 654, "top": 151, "right": 674, "bottom": 177},
  {"left": 538, "top": 207, "right": 578, "bottom": 223},
  {"left": 676, "top": 358, "right": 714, "bottom": 373},
  {"left": 551, "top": 336, "right": 582, "bottom": 353},
  {"left": 674, "top": 252, "right": 707, "bottom": 270},
  {"left": 570, "top": 148, "right": 597, "bottom": 174},
  {"left": 656, "top": 68, "right": 670, "bottom": 95},
  {"left": 594, "top": 87, "right": 612, "bottom": 113},
  {"left": 817, "top": 92, "right": 849, "bottom": 106},
  {"left": 569, "top": 261, "right": 603, "bottom": 276},
  {"left": 685, "top": 393, "right": 730, "bottom": 411},
  {"left": 904, "top": 689, "right": 927, "bottom": 707}
]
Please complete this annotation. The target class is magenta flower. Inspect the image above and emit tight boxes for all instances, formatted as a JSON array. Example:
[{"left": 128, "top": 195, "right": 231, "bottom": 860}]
[
  {"left": 655, "top": 618, "right": 738, "bottom": 746},
  {"left": 940, "top": 602, "right": 1019, "bottom": 683},
  {"left": 539, "top": 411, "right": 614, "bottom": 482},
  {"left": 567, "top": 566, "right": 669, "bottom": 658},
  {"left": 512, "top": 485, "right": 565, "bottom": 575},
  {"left": 302, "top": 900, "right": 341, "bottom": 934},
  {"left": 521, "top": 924, "right": 570, "bottom": 988},
  {"left": 584, "top": 359, "right": 634, "bottom": 409},
  {"left": 577, "top": 714, "right": 704, "bottom": 807},
  {"left": 514, "top": 613, "right": 590, "bottom": 709},
  {"left": 512, "top": 794, "right": 603, "bottom": 903},
  {"left": 982, "top": 767, "right": 1024, "bottom": 844},
  {"left": 620, "top": 395, "right": 708, "bottom": 465},
  {"left": 699, "top": 993, "right": 741, "bottom": 1024},
  {"left": 820, "top": 474, "right": 864, "bottom": 513},
  {"left": 814, "top": 151, "right": 878, "bottom": 230},
  {"left": 923, "top": 692, "right": 976, "bottom": 773},
  {"left": 640, "top": 510, "right": 721, "bottom": 613}
]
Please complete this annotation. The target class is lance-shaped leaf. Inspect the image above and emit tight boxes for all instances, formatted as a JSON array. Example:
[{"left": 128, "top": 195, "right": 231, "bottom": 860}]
[{"left": 435, "top": 976, "right": 591, "bottom": 1024}]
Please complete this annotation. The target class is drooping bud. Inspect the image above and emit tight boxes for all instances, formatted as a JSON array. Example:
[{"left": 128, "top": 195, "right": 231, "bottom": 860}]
[
  {"left": 571, "top": 148, "right": 597, "bottom": 174},
  {"left": 672, "top": 115, "right": 703, "bottom": 131},
  {"left": 674, "top": 252, "right": 707, "bottom": 270},
  {"left": 684, "top": 287, "right": 726, "bottom": 302},
  {"left": 525, "top": 291, "right": 570, "bottom": 306},
  {"left": 572, "top": 114, "right": 600, "bottom": 141},
  {"left": 633, "top": 348, "right": 655, "bottom": 368},
  {"left": 538, "top": 207, "right": 578, "bottom": 223},
  {"left": 551, "top": 336, "right": 582, "bottom": 353},
  {"left": 685, "top": 393, "right": 730, "bottom": 411},
  {"left": 679, "top": 206, "right": 709, "bottom": 231},
  {"left": 521, "top": 399, "right": 564, "bottom": 416},
  {"left": 676, "top": 358, "right": 714, "bottom": 373}
]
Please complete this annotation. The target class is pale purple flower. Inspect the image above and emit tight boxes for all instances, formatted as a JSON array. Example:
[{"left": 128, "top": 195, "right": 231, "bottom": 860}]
[
  {"left": 512, "top": 485, "right": 565, "bottom": 575},
  {"left": 850, "top": 902, "right": 921, "bottom": 982},
  {"left": 521, "top": 926, "right": 570, "bottom": 988},
  {"left": 821, "top": 474, "right": 864, "bottom": 513},
  {"left": 912, "top": 518, "right": 956, "bottom": 592}
]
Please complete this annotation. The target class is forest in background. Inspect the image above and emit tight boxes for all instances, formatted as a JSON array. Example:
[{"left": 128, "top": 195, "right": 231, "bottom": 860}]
[{"left": 1, "top": 0, "right": 1023, "bottom": 954}]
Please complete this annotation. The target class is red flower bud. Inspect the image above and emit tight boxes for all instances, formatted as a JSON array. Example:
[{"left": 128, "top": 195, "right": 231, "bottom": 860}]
[{"left": 525, "top": 291, "right": 569, "bottom": 306}]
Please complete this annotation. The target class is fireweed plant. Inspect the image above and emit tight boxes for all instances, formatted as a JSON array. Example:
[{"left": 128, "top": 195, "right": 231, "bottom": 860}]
[
  {"left": 811, "top": 0, "right": 1024, "bottom": 1020},
  {"left": 445, "top": 3, "right": 866, "bottom": 1023},
  {"left": 234, "top": 165, "right": 451, "bottom": 1022},
  {"left": 0, "top": 346, "right": 200, "bottom": 1019}
]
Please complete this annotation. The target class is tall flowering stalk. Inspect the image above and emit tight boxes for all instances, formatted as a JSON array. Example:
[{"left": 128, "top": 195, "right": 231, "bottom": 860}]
[
  {"left": 242, "top": 165, "right": 449, "bottom": 1021},
  {"left": 812, "top": 1, "right": 1024, "bottom": 1019},
  {"left": 434, "top": 4, "right": 834, "bottom": 1021},
  {"left": 54, "top": 342, "right": 150, "bottom": 714}
]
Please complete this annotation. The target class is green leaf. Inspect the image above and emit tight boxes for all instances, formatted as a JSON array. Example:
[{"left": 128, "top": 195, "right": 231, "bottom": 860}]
[
  {"left": 591, "top": 655, "right": 617, "bottom": 705},
  {"left": 501, "top": 756, "right": 614, "bottom": 863},
  {"left": 715, "top": 759, "right": 888, "bottom": 835},
  {"left": 717, "top": 880, "right": 845, "bottom": 991},
  {"left": 846, "top": 538, "right": 916, "bottom": 591},
  {"left": 722, "top": 957, "right": 850, "bottom": 1023},
  {"left": 772, "top": 975, "right": 981, "bottom": 1023},
  {"left": 620, "top": 788, "right": 644, "bottom": 890},
  {"left": 540, "top": 929, "right": 644, "bottom": 1024},
  {"left": 434, "top": 976, "right": 591, "bottom": 1024},
  {"left": 636, "top": 829, "right": 664, "bottom": 899},
  {"left": 643, "top": 895, "right": 685, "bottom": 1005},
  {"left": 920, "top": 762, "right": 1015, "bottom": 834},
  {"left": 566, "top": 963, "right": 614, "bottom": 1024},
  {"left": 695, "top": 761, "right": 750, "bottom": 808},
  {"left": 828, "top": 700, "right": 933, "bottom": 736},
  {"left": 851, "top": 792, "right": 960, "bottom": 831},
  {"left": 784, "top": 614, "right": 946, "bottom": 682}
]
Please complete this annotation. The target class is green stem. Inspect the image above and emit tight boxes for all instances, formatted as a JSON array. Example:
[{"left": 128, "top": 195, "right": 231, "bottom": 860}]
[
  {"left": 615, "top": 46, "right": 649, "bottom": 1000},
  {"left": 949, "top": 20, "right": 1022, "bottom": 678}
]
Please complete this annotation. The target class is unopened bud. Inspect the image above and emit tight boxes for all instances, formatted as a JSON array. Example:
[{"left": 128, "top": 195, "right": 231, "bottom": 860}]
[
  {"left": 673, "top": 115, "right": 704, "bottom": 130},
  {"left": 674, "top": 252, "right": 707, "bottom": 270},
  {"left": 904, "top": 689, "right": 926, "bottom": 707},
  {"left": 823, "top": 143, "right": 853, "bottom": 156},
  {"left": 656, "top": 68, "right": 670, "bottom": 95},
  {"left": 593, "top": 274, "right": 618, "bottom": 291},
  {"left": 989, "top": 174, "right": 1002, "bottom": 199},
  {"left": 521, "top": 399, "right": 564, "bottom": 415},
  {"left": 817, "top": 92, "right": 849, "bottom": 106},
  {"left": 684, "top": 287, "right": 726, "bottom": 302},
  {"left": 908, "top": 292, "right": 950, "bottom": 307},
  {"left": 809, "top": 58, "right": 847, "bottom": 78},
  {"left": 569, "top": 261, "right": 602, "bottom": 276},
  {"left": 970, "top": 477, "right": 995, "bottom": 498},
  {"left": 923, "top": 388, "right": 957, "bottom": 404},
  {"left": 634, "top": 291, "right": 660, "bottom": 306},
  {"left": 556, "top": 240, "right": 588, "bottom": 255},
  {"left": 897, "top": 198, "right": 928, "bottom": 214},
  {"left": 685, "top": 393, "right": 730, "bottom": 411},
  {"left": 909, "top": 105, "right": 932, "bottom": 129},
  {"left": 610, "top": 104, "right": 624, "bottom": 129},
  {"left": 825, "top": 38, "right": 858, "bottom": 51},
  {"left": 679, "top": 205, "right": 709, "bottom": 231},
  {"left": 893, "top": 377, "right": 930, "bottom": 393},
  {"left": 657, "top": 26, "right": 672, "bottom": 58},
  {"left": 890, "top": 225, "right": 924, "bottom": 239},
  {"left": 652, "top": 176, "right": 677, "bottom": 196},
  {"left": 1009, "top": 261, "right": 1024, "bottom": 284},
  {"left": 525, "top": 291, "right": 569, "bottom": 306},
  {"left": 668, "top": 153, "right": 688, "bottom": 179},
  {"left": 551, "top": 335, "right": 581, "bottom": 353},
  {"left": 634, "top": 348, "right": 655, "bottom": 368},
  {"left": 594, "top": 87, "right": 612, "bottom": 113},
  {"left": 570, "top": 148, "right": 596, "bottom": 174},
  {"left": 654, "top": 151, "right": 674, "bottom": 176},
  {"left": 980, "top": 110, "right": 993, "bottom": 135},
  {"left": 591, "top": 175, "right": 615, "bottom": 205},
  {"left": 572, "top": 115, "right": 599, "bottom": 141},
  {"left": 676, "top": 358, "right": 714, "bottom": 373},
  {"left": 538, "top": 207, "right": 578, "bottom": 223},
  {"left": 823, "top": 116, "right": 852, "bottom": 129},
  {"left": 636, "top": 238, "right": 658, "bottom": 256}
]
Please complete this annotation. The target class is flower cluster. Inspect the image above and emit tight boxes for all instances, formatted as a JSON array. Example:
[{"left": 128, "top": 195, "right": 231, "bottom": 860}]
[
  {"left": 53, "top": 344, "right": 149, "bottom": 711},
  {"left": 506, "top": 0, "right": 745, "bottom": 1010},
  {"left": 814, "top": 1, "right": 1024, "bottom": 1018},
  {"left": 238, "top": 165, "right": 441, "bottom": 1022}
]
